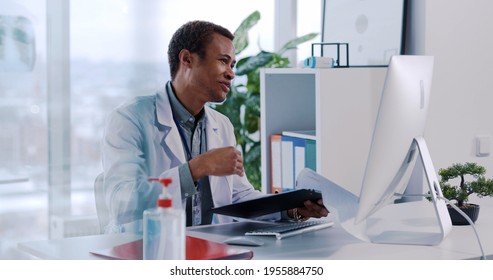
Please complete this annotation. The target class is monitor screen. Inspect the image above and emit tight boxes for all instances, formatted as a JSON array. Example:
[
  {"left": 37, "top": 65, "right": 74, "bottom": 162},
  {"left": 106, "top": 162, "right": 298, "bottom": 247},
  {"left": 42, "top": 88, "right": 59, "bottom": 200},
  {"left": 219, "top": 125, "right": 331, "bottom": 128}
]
[{"left": 355, "top": 55, "right": 434, "bottom": 224}]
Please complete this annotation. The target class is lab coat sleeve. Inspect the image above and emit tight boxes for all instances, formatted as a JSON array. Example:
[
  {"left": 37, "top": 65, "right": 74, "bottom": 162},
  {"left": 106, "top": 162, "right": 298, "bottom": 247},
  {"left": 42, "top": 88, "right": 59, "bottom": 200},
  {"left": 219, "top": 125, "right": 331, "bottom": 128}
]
[{"left": 101, "top": 104, "right": 180, "bottom": 233}]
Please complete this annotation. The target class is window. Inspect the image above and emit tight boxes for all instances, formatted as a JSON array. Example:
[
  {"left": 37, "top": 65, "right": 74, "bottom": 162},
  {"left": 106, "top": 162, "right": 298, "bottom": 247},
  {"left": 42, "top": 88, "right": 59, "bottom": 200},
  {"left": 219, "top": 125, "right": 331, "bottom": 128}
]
[
  {"left": 0, "top": 0, "right": 48, "bottom": 259},
  {"left": 297, "top": 0, "right": 323, "bottom": 63}
]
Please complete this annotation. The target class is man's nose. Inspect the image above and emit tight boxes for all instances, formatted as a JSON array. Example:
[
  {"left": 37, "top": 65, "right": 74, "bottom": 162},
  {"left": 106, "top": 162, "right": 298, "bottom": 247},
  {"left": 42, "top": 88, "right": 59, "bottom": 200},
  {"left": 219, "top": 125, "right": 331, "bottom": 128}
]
[{"left": 226, "top": 66, "right": 235, "bottom": 80}]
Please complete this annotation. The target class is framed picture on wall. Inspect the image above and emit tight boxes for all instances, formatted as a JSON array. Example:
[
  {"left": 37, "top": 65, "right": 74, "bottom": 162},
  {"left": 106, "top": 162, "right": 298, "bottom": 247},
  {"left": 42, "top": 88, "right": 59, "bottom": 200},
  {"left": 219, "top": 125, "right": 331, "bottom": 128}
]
[{"left": 321, "top": 0, "right": 407, "bottom": 67}]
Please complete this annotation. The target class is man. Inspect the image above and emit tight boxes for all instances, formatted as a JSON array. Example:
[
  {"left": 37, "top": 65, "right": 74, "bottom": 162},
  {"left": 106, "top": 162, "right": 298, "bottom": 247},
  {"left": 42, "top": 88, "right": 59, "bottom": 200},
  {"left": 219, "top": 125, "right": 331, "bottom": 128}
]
[{"left": 101, "top": 20, "right": 328, "bottom": 233}]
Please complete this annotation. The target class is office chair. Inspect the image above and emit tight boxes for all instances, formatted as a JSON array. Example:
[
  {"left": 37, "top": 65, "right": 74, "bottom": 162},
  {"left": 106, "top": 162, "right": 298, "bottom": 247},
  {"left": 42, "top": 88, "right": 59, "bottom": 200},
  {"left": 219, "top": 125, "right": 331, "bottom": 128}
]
[{"left": 94, "top": 173, "right": 109, "bottom": 234}]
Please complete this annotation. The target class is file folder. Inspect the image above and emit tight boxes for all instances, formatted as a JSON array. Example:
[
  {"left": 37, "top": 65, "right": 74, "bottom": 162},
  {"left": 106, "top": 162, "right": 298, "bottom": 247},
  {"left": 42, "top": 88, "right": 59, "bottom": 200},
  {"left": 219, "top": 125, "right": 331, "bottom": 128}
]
[
  {"left": 270, "top": 134, "right": 283, "bottom": 193},
  {"left": 281, "top": 135, "right": 295, "bottom": 192}
]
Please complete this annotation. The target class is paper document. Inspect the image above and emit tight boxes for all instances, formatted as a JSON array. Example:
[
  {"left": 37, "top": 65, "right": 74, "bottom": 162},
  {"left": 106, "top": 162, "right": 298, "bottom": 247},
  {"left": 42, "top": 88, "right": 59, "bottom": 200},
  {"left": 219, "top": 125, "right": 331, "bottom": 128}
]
[{"left": 296, "top": 168, "right": 369, "bottom": 242}]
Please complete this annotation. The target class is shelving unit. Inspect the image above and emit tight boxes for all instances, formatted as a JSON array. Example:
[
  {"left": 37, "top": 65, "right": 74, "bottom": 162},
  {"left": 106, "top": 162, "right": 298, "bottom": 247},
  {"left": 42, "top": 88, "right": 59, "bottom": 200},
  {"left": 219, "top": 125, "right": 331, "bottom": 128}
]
[{"left": 260, "top": 67, "right": 387, "bottom": 195}]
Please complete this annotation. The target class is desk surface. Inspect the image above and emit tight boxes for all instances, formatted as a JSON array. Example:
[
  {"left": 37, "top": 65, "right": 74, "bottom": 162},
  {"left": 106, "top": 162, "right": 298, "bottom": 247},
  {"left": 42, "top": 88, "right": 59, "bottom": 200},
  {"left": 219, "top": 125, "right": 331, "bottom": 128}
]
[{"left": 18, "top": 201, "right": 493, "bottom": 260}]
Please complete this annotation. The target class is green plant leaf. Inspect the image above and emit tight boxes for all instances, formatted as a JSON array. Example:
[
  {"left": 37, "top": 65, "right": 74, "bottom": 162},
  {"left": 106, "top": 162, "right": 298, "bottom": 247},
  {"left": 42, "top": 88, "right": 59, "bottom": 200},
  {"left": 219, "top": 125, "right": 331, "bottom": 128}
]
[
  {"left": 265, "top": 53, "right": 290, "bottom": 69},
  {"left": 245, "top": 70, "right": 261, "bottom": 93},
  {"left": 278, "top": 32, "right": 319, "bottom": 55},
  {"left": 438, "top": 162, "right": 493, "bottom": 206},
  {"left": 235, "top": 51, "right": 274, "bottom": 76},
  {"left": 235, "top": 56, "right": 252, "bottom": 72},
  {"left": 244, "top": 100, "right": 260, "bottom": 134},
  {"left": 243, "top": 141, "right": 261, "bottom": 190},
  {"left": 233, "top": 11, "right": 260, "bottom": 55}
]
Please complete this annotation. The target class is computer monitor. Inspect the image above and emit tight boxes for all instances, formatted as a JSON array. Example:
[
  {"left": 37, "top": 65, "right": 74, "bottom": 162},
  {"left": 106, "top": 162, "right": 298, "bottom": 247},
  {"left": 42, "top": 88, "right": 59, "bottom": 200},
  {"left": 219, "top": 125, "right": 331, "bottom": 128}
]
[{"left": 355, "top": 55, "right": 452, "bottom": 245}]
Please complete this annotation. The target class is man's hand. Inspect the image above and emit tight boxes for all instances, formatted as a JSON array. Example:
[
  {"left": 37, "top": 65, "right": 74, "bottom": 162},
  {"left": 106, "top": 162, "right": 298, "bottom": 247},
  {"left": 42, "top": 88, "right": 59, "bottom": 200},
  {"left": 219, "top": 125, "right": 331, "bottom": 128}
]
[
  {"left": 188, "top": 146, "right": 244, "bottom": 181},
  {"left": 289, "top": 199, "right": 329, "bottom": 220}
]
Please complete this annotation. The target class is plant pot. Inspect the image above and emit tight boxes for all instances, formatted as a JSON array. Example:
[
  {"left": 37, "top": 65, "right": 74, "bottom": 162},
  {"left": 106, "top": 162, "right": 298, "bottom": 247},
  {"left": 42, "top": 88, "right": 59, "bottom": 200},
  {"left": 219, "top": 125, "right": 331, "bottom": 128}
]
[{"left": 447, "top": 203, "right": 480, "bottom": 226}]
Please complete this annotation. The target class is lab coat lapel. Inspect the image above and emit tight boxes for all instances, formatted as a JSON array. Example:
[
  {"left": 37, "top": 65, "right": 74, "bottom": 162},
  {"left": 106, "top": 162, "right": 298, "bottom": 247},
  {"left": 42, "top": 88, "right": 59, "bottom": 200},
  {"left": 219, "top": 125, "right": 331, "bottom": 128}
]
[
  {"left": 156, "top": 87, "right": 186, "bottom": 164},
  {"left": 205, "top": 107, "right": 224, "bottom": 150},
  {"left": 205, "top": 107, "right": 233, "bottom": 207}
]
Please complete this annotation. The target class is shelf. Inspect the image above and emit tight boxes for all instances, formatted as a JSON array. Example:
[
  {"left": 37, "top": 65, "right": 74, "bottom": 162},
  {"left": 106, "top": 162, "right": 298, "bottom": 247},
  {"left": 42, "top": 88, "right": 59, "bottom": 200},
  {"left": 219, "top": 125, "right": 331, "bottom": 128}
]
[{"left": 260, "top": 67, "right": 386, "bottom": 195}]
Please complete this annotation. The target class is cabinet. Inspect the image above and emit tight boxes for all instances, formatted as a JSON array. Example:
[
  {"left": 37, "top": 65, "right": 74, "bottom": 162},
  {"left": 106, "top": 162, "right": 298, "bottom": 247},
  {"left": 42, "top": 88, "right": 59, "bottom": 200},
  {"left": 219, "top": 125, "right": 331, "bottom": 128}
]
[{"left": 260, "top": 68, "right": 386, "bottom": 195}]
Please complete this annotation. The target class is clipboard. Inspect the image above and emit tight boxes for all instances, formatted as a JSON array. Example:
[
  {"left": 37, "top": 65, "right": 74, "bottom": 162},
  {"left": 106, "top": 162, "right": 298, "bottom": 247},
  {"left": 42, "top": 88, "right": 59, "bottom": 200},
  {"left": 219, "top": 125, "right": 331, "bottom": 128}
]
[{"left": 211, "top": 189, "right": 322, "bottom": 219}]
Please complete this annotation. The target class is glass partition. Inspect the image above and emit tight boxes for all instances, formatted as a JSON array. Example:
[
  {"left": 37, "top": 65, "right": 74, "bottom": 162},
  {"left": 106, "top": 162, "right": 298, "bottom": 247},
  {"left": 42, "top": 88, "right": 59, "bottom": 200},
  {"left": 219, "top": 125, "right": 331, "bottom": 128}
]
[
  {"left": 0, "top": 0, "right": 275, "bottom": 259},
  {"left": 0, "top": 0, "right": 49, "bottom": 259}
]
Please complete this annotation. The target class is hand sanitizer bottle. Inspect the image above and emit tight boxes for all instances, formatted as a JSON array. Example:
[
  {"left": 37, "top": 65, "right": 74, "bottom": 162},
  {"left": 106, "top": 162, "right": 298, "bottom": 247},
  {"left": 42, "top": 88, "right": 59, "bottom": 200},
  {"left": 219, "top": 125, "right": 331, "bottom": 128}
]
[{"left": 143, "top": 178, "right": 185, "bottom": 260}]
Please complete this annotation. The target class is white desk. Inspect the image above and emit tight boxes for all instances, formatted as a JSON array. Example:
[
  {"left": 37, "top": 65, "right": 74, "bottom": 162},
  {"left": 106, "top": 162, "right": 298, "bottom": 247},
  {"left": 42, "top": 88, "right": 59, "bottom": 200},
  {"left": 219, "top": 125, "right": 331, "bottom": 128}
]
[{"left": 18, "top": 201, "right": 493, "bottom": 260}]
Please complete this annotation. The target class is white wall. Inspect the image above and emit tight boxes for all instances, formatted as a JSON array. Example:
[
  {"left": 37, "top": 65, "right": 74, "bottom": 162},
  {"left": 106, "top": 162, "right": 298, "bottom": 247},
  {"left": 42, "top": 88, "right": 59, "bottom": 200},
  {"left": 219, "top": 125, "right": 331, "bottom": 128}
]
[{"left": 408, "top": 0, "right": 493, "bottom": 176}]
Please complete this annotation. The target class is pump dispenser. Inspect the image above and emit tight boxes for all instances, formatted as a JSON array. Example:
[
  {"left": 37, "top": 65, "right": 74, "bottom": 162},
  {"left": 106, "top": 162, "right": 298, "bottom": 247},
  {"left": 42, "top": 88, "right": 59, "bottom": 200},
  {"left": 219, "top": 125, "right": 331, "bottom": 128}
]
[
  {"left": 143, "top": 178, "right": 185, "bottom": 260},
  {"left": 154, "top": 178, "right": 173, "bottom": 208}
]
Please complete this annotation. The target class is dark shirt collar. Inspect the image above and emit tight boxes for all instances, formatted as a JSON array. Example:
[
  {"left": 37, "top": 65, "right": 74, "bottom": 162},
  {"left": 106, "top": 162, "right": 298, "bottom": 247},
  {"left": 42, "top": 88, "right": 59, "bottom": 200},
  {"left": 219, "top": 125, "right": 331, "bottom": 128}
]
[{"left": 166, "top": 81, "right": 205, "bottom": 129}]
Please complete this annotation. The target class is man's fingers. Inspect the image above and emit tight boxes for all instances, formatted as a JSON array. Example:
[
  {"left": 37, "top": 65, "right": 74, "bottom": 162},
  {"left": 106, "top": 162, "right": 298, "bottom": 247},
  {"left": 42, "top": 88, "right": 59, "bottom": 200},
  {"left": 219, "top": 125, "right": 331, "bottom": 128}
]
[{"left": 301, "top": 200, "right": 329, "bottom": 218}]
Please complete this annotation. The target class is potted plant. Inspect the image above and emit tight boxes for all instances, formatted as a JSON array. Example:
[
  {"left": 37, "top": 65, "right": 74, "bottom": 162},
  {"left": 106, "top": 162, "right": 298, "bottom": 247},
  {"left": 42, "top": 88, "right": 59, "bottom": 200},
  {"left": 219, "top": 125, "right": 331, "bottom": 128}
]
[
  {"left": 213, "top": 11, "right": 318, "bottom": 190},
  {"left": 438, "top": 162, "right": 493, "bottom": 225}
]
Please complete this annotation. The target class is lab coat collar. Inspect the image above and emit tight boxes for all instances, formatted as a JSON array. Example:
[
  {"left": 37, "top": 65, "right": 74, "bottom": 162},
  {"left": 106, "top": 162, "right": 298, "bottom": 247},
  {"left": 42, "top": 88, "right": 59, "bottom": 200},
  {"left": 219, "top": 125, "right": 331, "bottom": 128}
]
[
  {"left": 156, "top": 82, "right": 176, "bottom": 128},
  {"left": 155, "top": 85, "right": 186, "bottom": 163}
]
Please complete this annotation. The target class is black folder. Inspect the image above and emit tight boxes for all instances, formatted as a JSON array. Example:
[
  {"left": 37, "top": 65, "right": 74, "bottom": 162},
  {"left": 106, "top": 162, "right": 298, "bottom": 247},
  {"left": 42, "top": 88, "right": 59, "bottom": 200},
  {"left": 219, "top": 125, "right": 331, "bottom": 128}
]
[{"left": 211, "top": 189, "right": 322, "bottom": 219}]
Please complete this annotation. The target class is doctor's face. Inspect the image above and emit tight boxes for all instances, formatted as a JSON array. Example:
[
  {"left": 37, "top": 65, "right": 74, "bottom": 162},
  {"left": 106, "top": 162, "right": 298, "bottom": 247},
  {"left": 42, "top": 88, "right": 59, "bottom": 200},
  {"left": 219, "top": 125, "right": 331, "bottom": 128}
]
[{"left": 189, "top": 33, "right": 236, "bottom": 103}]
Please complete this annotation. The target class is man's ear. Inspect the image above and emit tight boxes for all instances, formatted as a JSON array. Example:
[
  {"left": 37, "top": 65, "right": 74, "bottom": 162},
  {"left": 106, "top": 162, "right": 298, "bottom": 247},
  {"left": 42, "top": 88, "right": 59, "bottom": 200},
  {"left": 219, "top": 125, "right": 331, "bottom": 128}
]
[{"left": 178, "top": 49, "right": 193, "bottom": 67}]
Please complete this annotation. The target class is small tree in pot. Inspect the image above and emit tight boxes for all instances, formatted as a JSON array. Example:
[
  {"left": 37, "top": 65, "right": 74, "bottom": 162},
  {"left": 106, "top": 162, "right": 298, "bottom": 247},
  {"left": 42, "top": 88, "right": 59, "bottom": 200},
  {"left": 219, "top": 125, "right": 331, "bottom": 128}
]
[{"left": 438, "top": 162, "right": 493, "bottom": 225}]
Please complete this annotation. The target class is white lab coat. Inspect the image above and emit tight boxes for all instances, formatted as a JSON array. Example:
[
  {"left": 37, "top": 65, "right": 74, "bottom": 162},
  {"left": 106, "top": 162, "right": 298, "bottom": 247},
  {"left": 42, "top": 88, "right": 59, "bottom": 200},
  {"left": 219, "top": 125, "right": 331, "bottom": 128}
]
[{"left": 101, "top": 85, "right": 278, "bottom": 233}]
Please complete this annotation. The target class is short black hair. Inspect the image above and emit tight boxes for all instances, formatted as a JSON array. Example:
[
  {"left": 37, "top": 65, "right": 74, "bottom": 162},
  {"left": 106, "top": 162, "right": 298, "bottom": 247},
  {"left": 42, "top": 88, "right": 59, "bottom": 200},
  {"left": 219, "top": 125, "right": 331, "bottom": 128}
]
[{"left": 167, "top": 20, "right": 234, "bottom": 80}]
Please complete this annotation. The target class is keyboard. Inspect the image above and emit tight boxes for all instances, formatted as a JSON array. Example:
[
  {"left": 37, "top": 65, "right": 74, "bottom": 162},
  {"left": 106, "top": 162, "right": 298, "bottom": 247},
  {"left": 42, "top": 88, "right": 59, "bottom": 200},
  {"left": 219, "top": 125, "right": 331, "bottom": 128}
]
[{"left": 245, "top": 220, "right": 334, "bottom": 240}]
